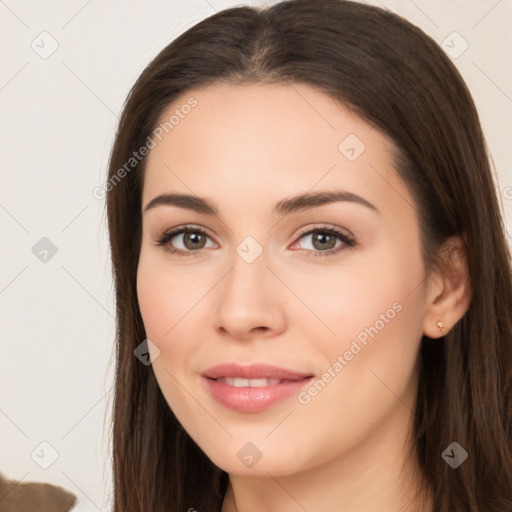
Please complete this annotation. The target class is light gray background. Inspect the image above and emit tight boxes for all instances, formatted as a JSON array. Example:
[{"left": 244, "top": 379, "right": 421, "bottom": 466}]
[{"left": 1, "top": 1, "right": 511, "bottom": 511}]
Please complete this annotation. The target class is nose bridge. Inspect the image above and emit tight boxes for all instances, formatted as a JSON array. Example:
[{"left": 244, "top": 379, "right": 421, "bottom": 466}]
[
  {"left": 224, "top": 234, "right": 269, "bottom": 303},
  {"left": 213, "top": 233, "right": 283, "bottom": 336}
]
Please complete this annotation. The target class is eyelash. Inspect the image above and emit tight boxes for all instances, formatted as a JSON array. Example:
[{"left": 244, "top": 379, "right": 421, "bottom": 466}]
[{"left": 153, "top": 224, "right": 356, "bottom": 258}]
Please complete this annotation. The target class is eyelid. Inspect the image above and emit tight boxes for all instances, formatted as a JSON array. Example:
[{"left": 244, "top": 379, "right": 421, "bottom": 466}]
[{"left": 293, "top": 223, "right": 353, "bottom": 241}]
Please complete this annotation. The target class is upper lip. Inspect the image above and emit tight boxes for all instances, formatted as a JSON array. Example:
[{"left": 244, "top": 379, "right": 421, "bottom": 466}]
[{"left": 202, "top": 363, "right": 314, "bottom": 381}]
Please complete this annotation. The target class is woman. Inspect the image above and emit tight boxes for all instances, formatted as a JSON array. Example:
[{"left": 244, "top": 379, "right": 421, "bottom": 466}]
[{"left": 105, "top": 0, "right": 512, "bottom": 510}]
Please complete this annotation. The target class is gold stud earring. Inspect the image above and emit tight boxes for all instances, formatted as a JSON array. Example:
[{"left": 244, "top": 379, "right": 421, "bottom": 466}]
[{"left": 437, "top": 321, "right": 445, "bottom": 332}]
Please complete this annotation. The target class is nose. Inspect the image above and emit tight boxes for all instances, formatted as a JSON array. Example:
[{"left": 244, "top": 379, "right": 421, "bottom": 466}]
[{"left": 213, "top": 246, "right": 286, "bottom": 341}]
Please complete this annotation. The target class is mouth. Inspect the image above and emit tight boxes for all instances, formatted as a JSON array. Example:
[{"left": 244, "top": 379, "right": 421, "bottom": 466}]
[
  {"left": 212, "top": 377, "right": 300, "bottom": 387},
  {"left": 201, "top": 363, "right": 314, "bottom": 413}
]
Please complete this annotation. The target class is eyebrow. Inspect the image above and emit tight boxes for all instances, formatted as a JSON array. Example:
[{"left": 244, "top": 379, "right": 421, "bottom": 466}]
[{"left": 143, "top": 190, "right": 379, "bottom": 216}]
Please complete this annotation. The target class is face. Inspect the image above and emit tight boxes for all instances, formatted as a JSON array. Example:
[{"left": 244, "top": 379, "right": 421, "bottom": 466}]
[{"left": 137, "top": 82, "right": 430, "bottom": 476}]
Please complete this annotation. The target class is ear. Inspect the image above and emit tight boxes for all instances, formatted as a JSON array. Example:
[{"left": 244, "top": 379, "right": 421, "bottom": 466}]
[{"left": 422, "top": 235, "right": 472, "bottom": 339}]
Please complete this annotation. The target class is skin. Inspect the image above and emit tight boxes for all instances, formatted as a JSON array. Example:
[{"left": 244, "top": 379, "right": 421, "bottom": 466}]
[{"left": 136, "top": 82, "right": 471, "bottom": 512}]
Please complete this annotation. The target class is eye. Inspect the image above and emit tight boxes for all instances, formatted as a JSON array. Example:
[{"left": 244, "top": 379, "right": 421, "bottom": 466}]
[
  {"left": 153, "top": 225, "right": 216, "bottom": 257},
  {"left": 153, "top": 223, "right": 356, "bottom": 258},
  {"left": 290, "top": 224, "right": 356, "bottom": 257}
]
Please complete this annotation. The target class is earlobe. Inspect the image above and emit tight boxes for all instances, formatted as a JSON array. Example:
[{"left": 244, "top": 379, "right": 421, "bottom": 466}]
[
  {"left": 423, "top": 318, "right": 447, "bottom": 340},
  {"left": 422, "top": 236, "right": 472, "bottom": 340}
]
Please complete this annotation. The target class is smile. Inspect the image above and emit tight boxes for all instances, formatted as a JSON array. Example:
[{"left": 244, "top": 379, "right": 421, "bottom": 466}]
[{"left": 201, "top": 363, "right": 314, "bottom": 413}]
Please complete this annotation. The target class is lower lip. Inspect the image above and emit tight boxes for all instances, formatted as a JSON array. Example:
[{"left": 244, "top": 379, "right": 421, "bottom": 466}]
[{"left": 202, "top": 376, "right": 313, "bottom": 413}]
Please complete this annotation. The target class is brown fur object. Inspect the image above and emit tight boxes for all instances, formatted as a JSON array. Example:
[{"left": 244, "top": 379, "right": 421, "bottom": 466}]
[{"left": 0, "top": 471, "right": 77, "bottom": 512}]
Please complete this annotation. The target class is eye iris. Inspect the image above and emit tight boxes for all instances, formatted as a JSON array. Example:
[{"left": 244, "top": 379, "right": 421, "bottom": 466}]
[
  {"left": 312, "top": 230, "right": 336, "bottom": 250},
  {"left": 184, "top": 232, "right": 206, "bottom": 250}
]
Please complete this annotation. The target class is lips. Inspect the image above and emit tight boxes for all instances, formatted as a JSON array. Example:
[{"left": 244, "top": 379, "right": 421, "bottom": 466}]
[
  {"left": 201, "top": 363, "right": 314, "bottom": 413},
  {"left": 202, "top": 363, "right": 313, "bottom": 381}
]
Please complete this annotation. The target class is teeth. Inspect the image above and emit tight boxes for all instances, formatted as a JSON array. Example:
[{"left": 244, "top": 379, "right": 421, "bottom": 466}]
[{"left": 218, "top": 377, "right": 282, "bottom": 387}]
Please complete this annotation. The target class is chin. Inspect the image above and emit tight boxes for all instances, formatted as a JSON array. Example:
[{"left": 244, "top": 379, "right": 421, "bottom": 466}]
[{"left": 195, "top": 436, "right": 313, "bottom": 477}]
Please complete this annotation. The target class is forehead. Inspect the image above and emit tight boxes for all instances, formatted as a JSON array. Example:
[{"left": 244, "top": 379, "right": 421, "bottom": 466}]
[
  {"left": 142, "top": 82, "right": 411, "bottom": 219},
  {"left": 149, "top": 81, "right": 387, "bottom": 161}
]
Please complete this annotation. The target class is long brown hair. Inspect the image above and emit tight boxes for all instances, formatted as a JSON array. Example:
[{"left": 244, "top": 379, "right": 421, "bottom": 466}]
[{"left": 105, "top": 1, "right": 512, "bottom": 510}]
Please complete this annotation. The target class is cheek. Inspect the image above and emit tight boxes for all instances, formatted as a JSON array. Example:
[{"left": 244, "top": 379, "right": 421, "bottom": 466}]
[
  {"left": 136, "top": 255, "right": 196, "bottom": 414},
  {"left": 290, "top": 279, "right": 424, "bottom": 467},
  {"left": 136, "top": 251, "right": 212, "bottom": 378},
  {"left": 288, "top": 251, "right": 423, "bottom": 360},
  {"left": 136, "top": 250, "right": 197, "bottom": 341},
  {"left": 296, "top": 237, "right": 425, "bottom": 392},
  {"left": 136, "top": 259, "right": 169, "bottom": 341}
]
